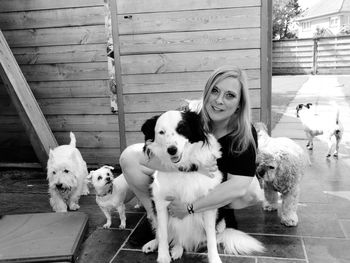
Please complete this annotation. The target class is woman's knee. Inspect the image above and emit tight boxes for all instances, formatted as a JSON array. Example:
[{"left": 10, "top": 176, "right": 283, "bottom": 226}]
[{"left": 120, "top": 143, "right": 143, "bottom": 170}]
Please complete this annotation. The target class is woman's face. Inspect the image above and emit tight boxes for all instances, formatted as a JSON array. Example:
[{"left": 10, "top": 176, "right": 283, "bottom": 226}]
[{"left": 205, "top": 77, "right": 242, "bottom": 124}]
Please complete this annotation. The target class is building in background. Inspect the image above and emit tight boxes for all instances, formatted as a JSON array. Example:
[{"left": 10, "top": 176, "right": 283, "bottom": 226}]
[{"left": 297, "top": 0, "right": 350, "bottom": 38}]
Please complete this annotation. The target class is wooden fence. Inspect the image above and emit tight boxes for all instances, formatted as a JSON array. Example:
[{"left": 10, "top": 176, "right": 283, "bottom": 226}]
[
  {"left": 0, "top": 0, "right": 272, "bottom": 167},
  {"left": 273, "top": 35, "right": 350, "bottom": 75}
]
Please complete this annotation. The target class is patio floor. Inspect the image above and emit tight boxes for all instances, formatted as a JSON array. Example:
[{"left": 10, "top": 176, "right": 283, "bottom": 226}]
[{"left": 1, "top": 75, "right": 350, "bottom": 263}]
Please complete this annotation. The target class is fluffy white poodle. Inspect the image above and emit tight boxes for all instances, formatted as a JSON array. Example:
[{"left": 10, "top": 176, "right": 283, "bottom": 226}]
[{"left": 255, "top": 122, "right": 309, "bottom": 226}]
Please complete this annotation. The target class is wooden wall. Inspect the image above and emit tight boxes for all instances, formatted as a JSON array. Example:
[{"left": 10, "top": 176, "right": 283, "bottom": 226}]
[
  {"left": 273, "top": 35, "right": 350, "bottom": 75},
  {"left": 0, "top": 0, "right": 272, "bottom": 167},
  {"left": 0, "top": 0, "right": 116, "bottom": 165}
]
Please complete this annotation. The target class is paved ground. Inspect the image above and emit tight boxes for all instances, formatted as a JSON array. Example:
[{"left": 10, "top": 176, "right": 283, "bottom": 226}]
[{"left": 1, "top": 75, "right": 350, "bottom": 263}]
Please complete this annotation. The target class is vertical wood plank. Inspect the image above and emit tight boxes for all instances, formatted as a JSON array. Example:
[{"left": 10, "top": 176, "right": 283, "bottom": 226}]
[
  {"left": 260, "top": 0, "right": 272, "bottom": 133},
  {"left": 0, "top": 30, "right": 58, "bottom": 168},
  {"left": 109, "top": 0, "right": 126, "bottom": 152}
]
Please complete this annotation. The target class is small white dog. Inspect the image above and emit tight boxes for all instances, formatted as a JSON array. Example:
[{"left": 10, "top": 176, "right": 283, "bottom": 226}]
[
  {"left": 141, "top": 110, "right": 264, "bottom": 263},
  {"left": 47, "top": 132, "right": 89, "bottom": 212},
  {"left": 88, "top": 165, "right": 137, "bottom": 229},
  {"left": 296, "top": 103, "right": 343, "bottom": 157},
  {"left": 255, "top": 122, "right": 308, "bottom": 226}
]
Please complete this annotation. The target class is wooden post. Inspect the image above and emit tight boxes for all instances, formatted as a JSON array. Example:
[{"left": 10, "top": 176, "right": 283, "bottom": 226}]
[
  {"left": 0, "top": 30, "right": 58, "bottom": 169},
  {"left": 261, "top": 0, "right": 272, "bottom": 134},
  {"left": 109, "top": 0, "right": 126, "bottom": 152},
  {"left": 312, "top": 38, "right": 318, "bottom": 75}
]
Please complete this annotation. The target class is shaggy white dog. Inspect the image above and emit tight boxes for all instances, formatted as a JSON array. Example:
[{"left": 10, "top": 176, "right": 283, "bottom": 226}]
[
  {"left": 255, "top": 123, "right": 308, "bottom": 226},
  {"left": 47, "top": 132, "right": 89, "bottom": 212},
  {"left": 296, "top": 103, "right": 343, "bottom": 158},
  {"left": 141, "top": 110, "right": 264, "bottom": 263}
]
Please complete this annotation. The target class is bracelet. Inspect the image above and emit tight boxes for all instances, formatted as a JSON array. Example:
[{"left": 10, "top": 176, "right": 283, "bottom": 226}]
[{"left": 187, "top": 203, "right": 194, "bottom": 214}]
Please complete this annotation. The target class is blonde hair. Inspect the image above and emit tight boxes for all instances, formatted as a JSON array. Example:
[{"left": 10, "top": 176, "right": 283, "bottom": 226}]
[{"left": 200, "top": 66, "right": 256, "bottom": 154}]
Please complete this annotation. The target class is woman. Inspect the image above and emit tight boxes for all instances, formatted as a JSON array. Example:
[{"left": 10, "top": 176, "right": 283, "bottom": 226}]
[{"left": 119, "top": 65, "right": 262, "bottom": 223}]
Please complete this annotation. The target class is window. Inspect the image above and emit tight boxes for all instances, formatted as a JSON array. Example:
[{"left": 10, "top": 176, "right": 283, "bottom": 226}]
[
  {"left": 302, "top": 21, "right": 311, "bottom": 31},
  {"left": 330, "top": 17, "right": 339, "bottom": 27}
]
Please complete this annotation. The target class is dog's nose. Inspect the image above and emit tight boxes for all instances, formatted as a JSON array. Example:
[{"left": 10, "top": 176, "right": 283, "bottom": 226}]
[
  {"left": 56, "top": 183, "right": 63, "bottom": 189},
  {"left": 106, "top": 177, "right": 111, "bottom": 182},
  {"left": 167, "top": 146, "right": 177, "bottom": 156}
]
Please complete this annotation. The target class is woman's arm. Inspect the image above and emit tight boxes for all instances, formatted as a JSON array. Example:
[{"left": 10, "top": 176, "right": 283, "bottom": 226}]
[{"left": 167, "top": 173, "right": 256, "bottom": 219}]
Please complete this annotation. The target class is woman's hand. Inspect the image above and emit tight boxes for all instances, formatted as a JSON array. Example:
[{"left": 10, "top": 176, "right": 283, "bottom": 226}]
[{"left": 165, "top": 196, "right": 189, "bottom": 219}]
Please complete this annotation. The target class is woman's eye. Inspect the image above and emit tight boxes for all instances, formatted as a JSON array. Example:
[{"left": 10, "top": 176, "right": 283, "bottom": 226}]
[
  {"left": 225, "top": 93, "right": 235, "bottom": 99},
  {"left": 211, "top": 87, "right": 219, "bottom": 94},
  {"left": 64, "top": 169, "right": 69, "bottom": 173}
]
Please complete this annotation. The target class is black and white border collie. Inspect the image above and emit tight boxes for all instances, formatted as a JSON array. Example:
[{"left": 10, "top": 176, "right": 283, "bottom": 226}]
[{"left": 141, "top": 110, "right": 264, "bottom": 263}]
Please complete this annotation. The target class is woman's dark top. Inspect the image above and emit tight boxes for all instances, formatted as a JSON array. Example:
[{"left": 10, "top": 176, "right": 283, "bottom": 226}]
[{"left": 216, "top": 125, "right": 258, "bottom": 228}]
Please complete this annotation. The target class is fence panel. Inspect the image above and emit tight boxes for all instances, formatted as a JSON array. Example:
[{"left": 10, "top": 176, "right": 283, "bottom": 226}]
[{"left": 273, "top": 36, "right": 350, "bottom": 75}]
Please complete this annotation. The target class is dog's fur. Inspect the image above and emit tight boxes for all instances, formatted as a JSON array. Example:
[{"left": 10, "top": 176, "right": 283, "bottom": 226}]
[
  {"left": 255, "top": 122, "right": 308, "bottom": 226},
  {"left": 47, "top": 132, "right": 89, "bottom": 212},
  {"left": 296, "top": 103, "right": 343, "bottom": 157},
  {"left": 88, "top": 165, "right": 131, "bottom": 229},
  {"left": 141, "top": 110, "right": 264, "bottom": 263}
]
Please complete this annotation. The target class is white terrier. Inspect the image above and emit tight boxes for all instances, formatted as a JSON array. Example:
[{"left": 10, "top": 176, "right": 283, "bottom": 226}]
[
  {"left": 88, "top": 165, "right": 138, "bottom": 229},
  {"left": 47, "top": 132, "right": 89, "bottom": 212}
]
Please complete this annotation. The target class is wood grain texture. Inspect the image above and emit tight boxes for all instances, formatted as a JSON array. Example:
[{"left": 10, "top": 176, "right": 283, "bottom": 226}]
[
  {"left": 3, "top": 26, "right": 107, "bottom": 47},
  {"left": 0, "top": 0, "right": 104, "bottom": 12},
  {"left": 120, "top": 49, "right": 260, "bottom": 75},
  {"left": 0, "top": 6, "right": 105, "bottom": 30},
  {"left": 118, "top": 7, "right": 260, "bottom": 34},
  {"left": 119, "top": 28, "right": 260, "bottom": 55},
  {"left": 116, "top": 0, "right": 261, "bottom": 14}
]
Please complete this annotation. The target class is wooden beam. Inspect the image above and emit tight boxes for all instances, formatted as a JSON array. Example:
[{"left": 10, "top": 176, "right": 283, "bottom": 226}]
[
  {"left": 0, "top": 30, "right": 58, "bottom": 169},
  {"left": 109, "top": 0, "right": 127, "bottom": 151},
  {"left": 260, "top": 0, "right": 272, "bottom": 133}
]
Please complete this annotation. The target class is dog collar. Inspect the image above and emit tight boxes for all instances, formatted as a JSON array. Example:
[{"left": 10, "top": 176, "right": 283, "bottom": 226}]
[{"left": 97, "top": 184, "right": 113, "bottom": 197}]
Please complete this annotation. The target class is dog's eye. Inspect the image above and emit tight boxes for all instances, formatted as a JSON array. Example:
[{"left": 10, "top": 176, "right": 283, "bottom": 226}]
[
  {"left": 64, "top": 169, "right": 69, "bottom": 173},
  {"left": 52, "top": 171, "right": 56, "bottom": 175},
  {"left": 107, "top": 173, "right": 111, "bottom": 176},
  {"left": 268, "top": 166, "right": 275, "bottom": 169},
  {"left": 159, "top": 130, "right": 165, "bottom": 135},
  {"left": 98, "top": 176, "right": 102, "bottom": 180}
]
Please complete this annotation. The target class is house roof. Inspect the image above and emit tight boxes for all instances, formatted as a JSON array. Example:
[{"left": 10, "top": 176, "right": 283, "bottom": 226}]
[{"left": 298, "top": 0, "right": 350, "bottom": 21}]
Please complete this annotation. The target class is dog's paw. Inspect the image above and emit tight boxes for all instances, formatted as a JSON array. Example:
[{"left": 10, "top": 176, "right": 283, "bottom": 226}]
[
  {"left": 119, "top": 222, "right": 126, "bottom": 229},
  {"left": 103, "top": 222, "right": 111, "bottom": 229},
  {"left": 157, "top": 253, "right": 171, "bottom": 263},
  {"left": 281, "top": 214, "right": 298, "bottom": 227},
  {"left": 142, "top": 239, "right": 158, "bottom": 254},
  {"left": 69, "top": 203, "right": 80, "bottom": 210},
  {"left": 170, "top": 244, "right": 183, "bottom": 260}
]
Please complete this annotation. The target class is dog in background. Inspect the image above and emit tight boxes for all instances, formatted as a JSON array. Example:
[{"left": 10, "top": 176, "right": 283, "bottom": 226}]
[
  {"left": 47, "top": 132, "right": 89, "bottom": 212},
  {"left": 141, "top": 110, "right": 264, "bottom": 263},
  {"left": 296, "top": 103, "right": 343, "bottom": 158},
  {"left": 255, "top": 122, "right": 308, "bottom": 227},
  {"left": 88, "top": 165, "right": 138, "bottom": 229}
]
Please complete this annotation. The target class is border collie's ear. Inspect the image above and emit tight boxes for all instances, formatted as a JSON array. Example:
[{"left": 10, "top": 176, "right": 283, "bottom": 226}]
[
  {"left": 179, "top": 111, "right": 208, "bottom": 144},
  {"left": 141, "top": 115, "right": 160, "bottom": 142},
  {"left": 306, "top": 103, "right": 312, "bottom": 108}
]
